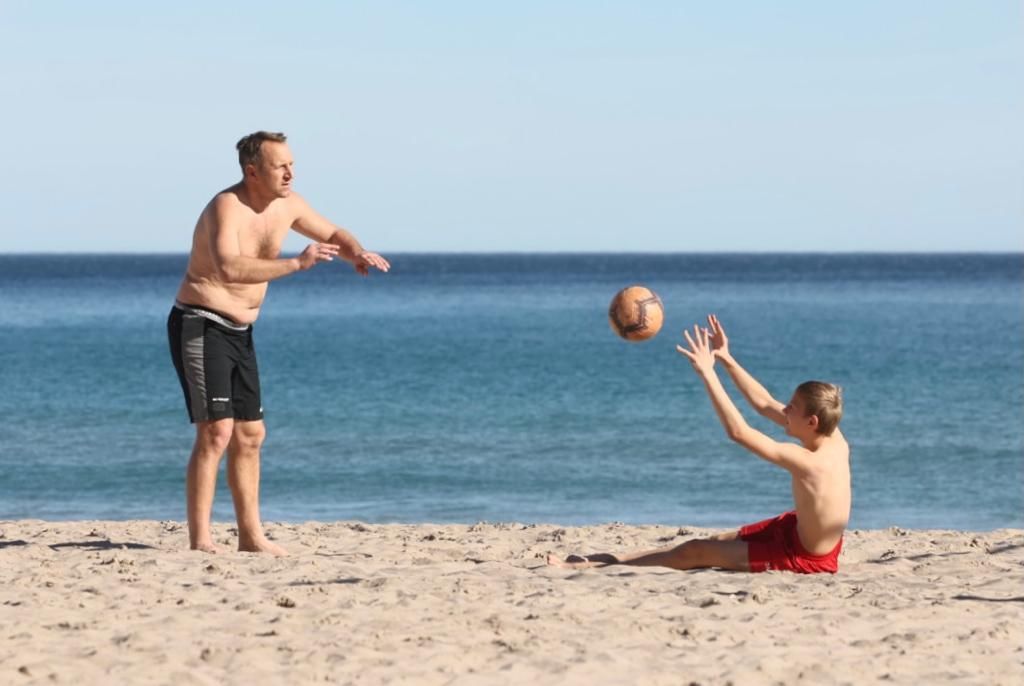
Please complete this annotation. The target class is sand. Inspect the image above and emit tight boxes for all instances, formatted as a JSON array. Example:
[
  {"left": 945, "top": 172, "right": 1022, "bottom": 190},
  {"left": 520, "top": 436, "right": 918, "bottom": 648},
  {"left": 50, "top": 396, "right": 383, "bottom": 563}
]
[{"left": 1, "top": 519, "right": 1021, "bottom": 685}]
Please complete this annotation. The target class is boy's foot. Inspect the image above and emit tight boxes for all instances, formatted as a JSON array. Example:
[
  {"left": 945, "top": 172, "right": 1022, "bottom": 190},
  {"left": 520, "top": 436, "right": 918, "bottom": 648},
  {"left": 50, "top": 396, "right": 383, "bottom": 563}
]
[{"left": 546, "top": 553, "right": 615, "bottom": 569}]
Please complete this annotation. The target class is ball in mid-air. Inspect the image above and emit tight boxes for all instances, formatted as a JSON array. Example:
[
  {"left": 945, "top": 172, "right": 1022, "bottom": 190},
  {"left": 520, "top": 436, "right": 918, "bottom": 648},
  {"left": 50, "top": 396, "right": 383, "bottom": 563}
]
[{"left": 608, "top": 285, "right": 664, "bottom": 342}]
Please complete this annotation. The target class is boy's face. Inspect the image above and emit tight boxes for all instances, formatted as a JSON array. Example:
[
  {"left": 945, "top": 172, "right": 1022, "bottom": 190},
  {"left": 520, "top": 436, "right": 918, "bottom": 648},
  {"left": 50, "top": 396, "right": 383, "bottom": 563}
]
[{"left": 783, "top": 392, "right": 814, "bottom": 437}]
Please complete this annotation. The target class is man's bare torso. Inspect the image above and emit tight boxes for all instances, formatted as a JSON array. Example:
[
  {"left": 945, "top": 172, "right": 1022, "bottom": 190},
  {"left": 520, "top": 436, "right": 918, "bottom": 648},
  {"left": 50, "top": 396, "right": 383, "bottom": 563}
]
[
  {"left": 176, "top": 185, "right": 298, "bottom": 324},
  {"left": 790, "top": 430, "right": 851, "bottom": 555}
]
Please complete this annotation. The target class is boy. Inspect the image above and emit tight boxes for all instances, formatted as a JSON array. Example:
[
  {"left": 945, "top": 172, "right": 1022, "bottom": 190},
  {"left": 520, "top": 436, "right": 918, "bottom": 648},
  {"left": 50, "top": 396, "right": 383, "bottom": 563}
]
[{"left": 548, "top": 315, "right": 849, "bottom": 574}]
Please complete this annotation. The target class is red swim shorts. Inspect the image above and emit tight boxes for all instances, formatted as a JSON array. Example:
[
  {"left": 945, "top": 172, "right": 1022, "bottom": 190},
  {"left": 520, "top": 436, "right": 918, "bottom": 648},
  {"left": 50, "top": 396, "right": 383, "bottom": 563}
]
[{"left": 739, "top": 511, "right": 842, "bottom": 574}]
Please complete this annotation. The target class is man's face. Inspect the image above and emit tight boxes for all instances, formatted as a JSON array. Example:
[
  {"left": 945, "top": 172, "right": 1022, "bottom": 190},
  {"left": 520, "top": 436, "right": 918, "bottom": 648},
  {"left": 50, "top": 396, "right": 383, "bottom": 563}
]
[{"left": 250, "top": 141, "right": 294, "bottom": 198}]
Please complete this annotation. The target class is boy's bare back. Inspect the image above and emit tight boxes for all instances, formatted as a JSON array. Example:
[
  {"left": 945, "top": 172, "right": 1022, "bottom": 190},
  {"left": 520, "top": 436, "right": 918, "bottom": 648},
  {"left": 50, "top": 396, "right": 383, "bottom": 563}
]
[{"left": 787, "top": 428, "right": 850, "bottom": 555}]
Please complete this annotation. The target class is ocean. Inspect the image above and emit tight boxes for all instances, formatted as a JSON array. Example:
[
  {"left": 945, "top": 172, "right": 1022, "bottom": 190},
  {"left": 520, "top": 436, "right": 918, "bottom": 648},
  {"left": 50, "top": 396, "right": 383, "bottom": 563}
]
[{"left": 0, "top": 253, "right": 1020, "bottom": 530}]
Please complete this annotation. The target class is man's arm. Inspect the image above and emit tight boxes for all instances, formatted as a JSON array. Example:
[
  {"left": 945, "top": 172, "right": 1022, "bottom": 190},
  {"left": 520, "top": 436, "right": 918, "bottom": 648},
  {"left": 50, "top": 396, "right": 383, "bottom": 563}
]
[
  {"left": 209, "top": 197, "right": 335, "bottom": 283},
  {"left": 290, "top": 194, "right": 390, "bottom": 275},
  {"left": 706, "top": 314, "right": 787, "bottom": 427},
  {"left": 678, "top": 326, "right": 812, "bottom": 475}
]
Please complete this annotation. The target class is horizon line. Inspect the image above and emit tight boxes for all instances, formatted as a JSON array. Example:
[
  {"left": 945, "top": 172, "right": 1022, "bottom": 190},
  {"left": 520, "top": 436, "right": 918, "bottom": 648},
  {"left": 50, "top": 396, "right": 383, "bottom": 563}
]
[{"left": 1, "top": 249, "right": 1022, "bottom": 257}]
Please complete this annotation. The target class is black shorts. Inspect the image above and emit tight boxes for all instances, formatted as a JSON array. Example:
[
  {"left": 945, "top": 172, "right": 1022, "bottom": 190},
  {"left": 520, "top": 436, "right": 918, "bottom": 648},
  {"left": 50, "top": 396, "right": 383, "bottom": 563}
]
[{"left": 167, "top": 303, "right": 263, "bottom": 423}]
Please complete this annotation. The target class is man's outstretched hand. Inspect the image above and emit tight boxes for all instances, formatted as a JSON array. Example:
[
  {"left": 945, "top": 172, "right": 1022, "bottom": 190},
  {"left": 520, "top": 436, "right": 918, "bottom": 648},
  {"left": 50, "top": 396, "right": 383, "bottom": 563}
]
[
  {"left": 676, "top": 324, "right": 716, "bottom": 375},
  {"left": 297, "top": 242, "right": 341, "bottom": 270},
  {"left": 352, "top": 251, "right": 391, "bottom": 276}
]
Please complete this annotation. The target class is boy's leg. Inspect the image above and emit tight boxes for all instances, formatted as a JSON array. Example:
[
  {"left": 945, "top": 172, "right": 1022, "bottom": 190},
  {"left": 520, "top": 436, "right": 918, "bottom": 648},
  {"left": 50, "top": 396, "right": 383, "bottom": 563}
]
[
  {"left": 709, "top": 529, "right": 741, "bottom": 542},
  {"left": 548, "top": 535, "right": 749, "bottom": 571}
]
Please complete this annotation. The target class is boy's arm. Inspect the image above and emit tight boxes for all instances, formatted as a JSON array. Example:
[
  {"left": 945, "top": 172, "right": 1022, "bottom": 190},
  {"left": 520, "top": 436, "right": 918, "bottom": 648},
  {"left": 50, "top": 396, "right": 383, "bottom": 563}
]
[
  {"left": 706, "top": 314, "right": 787, "bottom": 427},
  {"left": 716, "top": 354, "right": 787, "bottom": 427},
  {"left": 679, "top": 326, "right": 812, "bottom": 475}
]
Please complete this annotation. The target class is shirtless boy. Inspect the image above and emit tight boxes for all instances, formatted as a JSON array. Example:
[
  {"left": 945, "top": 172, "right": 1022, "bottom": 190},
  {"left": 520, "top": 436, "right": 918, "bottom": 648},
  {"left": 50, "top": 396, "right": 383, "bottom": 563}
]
[
  {"left": 168, "top": 131, "right": 390, "bottom": 555},
  {"left": 549, "top": 314, "right": 850, "bottom": 574}
]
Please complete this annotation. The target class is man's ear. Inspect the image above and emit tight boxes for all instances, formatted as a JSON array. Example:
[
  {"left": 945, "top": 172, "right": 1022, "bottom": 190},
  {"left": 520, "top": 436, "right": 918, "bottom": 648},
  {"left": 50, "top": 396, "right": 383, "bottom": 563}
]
[
  {"left": 806, "top": 414, "right": 820, "bottom": 431},
  {"left": 244, "top": 164, "right": 257, "bottom": 179}
]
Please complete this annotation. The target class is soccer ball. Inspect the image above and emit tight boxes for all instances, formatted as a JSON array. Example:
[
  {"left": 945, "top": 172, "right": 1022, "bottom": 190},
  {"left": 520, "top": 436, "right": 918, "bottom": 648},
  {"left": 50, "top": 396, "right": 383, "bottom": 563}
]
[{"left": 608, "top": 285, "right": 664, "bottom": 342}]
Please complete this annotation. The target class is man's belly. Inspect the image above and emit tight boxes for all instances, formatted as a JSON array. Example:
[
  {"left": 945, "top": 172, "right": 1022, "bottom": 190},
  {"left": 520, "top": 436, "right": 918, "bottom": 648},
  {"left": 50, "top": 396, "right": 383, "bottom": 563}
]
[{"left": 175, "top": 280, "right": 266, "bottom": 325}]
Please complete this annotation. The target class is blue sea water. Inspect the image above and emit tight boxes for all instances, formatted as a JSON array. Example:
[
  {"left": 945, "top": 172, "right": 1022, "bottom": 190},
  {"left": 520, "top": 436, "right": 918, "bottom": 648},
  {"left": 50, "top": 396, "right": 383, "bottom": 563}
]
[{"left": 0, "top": 254, "right": 1021, "bottom": 530}]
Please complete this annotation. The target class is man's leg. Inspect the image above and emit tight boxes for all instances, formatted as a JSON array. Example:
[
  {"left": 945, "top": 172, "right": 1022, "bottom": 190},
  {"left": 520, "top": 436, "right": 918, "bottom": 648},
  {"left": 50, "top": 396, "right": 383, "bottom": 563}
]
[
  {"left": 226, "top": 419, "right": 287, "bottom": 556},
  {"left": 186, "top": 418, "right": 234, "bottom": 553},
  {"left": 548, "top": 534, "right": 749, "bottom": 572}
]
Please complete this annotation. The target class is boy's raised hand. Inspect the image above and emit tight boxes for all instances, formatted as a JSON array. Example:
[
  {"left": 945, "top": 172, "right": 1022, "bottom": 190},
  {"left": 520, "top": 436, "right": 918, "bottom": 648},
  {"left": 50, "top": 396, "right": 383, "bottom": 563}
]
[
  {"left": 676, "top": 324, "right": 716, "bottom": 375},
  {"left": 707, "top": 314, "right": 730, "bottom": 359}
]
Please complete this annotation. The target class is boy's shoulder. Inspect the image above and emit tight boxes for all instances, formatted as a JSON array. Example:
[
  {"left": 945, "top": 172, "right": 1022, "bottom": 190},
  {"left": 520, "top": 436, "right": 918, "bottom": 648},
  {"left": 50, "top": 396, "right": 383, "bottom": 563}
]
[
  {"left": 830, "top": 428, "right": 849, "bottom": 454},
  {"left": 792, "top": 429, "right": 848, "bottom": 474}
]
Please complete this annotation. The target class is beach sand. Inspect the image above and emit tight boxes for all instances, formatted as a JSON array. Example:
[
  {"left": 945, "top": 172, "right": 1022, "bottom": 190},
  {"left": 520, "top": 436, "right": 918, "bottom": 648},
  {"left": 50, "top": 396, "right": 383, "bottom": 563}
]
[{"left": 1, "top": 520, "right": 1021, "bottom": 685}]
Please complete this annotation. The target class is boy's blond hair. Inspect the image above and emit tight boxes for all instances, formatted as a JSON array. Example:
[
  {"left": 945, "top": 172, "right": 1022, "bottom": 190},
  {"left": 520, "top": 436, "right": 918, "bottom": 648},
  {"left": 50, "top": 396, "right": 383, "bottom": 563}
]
[{"left": 796, "top": 381, "right": 843, "bottom": 436}]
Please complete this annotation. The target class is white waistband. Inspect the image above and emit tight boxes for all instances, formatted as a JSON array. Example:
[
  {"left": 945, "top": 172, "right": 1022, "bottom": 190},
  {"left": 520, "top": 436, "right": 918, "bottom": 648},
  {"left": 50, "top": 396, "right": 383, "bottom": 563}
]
[{"left": 174, "top": 301, "right": 249, "bottom": 331}]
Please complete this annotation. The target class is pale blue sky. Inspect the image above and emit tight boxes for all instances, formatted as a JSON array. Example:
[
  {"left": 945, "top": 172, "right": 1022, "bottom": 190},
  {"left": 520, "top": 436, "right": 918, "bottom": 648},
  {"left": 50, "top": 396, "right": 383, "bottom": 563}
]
[{"left": 1, "top": 1, "right": 1020, "bottom": 253}]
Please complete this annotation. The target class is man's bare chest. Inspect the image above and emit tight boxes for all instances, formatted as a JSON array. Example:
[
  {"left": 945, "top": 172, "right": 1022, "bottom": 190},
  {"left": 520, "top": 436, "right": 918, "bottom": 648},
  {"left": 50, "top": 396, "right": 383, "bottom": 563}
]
[{"left": 238, "top": 216, "right": 292, "bottom": 259}]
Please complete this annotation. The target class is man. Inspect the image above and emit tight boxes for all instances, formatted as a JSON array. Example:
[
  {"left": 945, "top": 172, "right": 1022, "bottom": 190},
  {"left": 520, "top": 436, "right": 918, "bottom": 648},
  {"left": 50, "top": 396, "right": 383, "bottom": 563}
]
[
  {"left": 167, "top": 131, "right": 389, "bottom": 555},
  {"left": 549, "top": 314, "right": 850, "bottom": 574}
]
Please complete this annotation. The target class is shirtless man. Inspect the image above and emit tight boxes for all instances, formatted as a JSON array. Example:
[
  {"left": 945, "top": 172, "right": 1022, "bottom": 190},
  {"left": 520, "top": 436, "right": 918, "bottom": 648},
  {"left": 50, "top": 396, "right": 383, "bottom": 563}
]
[
  {"left": 167, "top": 131, "right": 390, "bottom": 555},
  {"left": 548, "top": 314, "right": 850, "bottom": 574}
]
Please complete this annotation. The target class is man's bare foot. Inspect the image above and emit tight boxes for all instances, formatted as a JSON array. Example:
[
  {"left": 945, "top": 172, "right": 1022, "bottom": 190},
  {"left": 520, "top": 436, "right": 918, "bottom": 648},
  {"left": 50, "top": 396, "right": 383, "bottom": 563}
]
[
  {"left": 191, "top": 541, "right": 221, "bottom": 554},
  {"left": 546, "top": 553, "right": 617, "bottom": 569},
  {"left": 238, "top": 538, "right": 288, "bottom": 557}
]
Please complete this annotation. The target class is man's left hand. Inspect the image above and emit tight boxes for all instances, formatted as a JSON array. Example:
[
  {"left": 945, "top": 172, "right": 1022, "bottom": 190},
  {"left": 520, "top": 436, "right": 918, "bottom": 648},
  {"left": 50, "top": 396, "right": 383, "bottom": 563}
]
[{"left": 352, "top": 251, "right": 391, "bottom": 276}]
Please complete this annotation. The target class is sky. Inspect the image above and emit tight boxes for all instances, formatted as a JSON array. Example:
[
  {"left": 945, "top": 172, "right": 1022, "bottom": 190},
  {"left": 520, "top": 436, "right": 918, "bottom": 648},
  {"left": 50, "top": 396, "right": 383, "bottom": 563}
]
[{"left": 1, "top": 1, "right": 1020, "bottom": 253}]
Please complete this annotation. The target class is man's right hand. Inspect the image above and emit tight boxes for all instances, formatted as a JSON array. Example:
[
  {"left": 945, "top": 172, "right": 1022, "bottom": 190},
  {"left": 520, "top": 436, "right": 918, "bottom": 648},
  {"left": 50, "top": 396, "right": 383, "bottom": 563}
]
[
  {"left": 707, "top": 314, "right": 731, "bottom": 361},
  {"left": 297, "top": 243, "right": 340, "bottom": 270}
]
